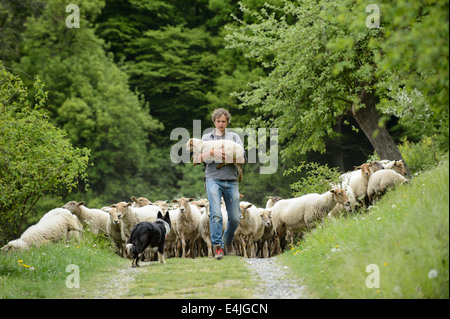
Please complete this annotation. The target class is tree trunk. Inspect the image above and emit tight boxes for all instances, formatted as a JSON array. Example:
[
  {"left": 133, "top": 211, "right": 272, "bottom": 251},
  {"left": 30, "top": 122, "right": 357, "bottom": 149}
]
[{"left": 351, "top": 89, "right": 412, "bottom": 176}]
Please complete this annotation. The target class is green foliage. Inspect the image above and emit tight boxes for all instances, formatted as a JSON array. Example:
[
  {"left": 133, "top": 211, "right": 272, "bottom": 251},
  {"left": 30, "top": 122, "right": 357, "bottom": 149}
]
[
  {"left": 16, "top": 0, "right": 162, "bottom": 204},
  {"left": 398, "top": 136, "right": 443, "bottom": 173},
  {"left": 0, "top": 63, "right": 89, "bottom": 244},
  {"left": 279, "top": 156, "right": 449, "bottom": 298},
  {"left": 226, "top": 0, "right": 449, "bottom": 160},
  {"left": 286, "top": 161, "right": 342, "bottom": 197}
]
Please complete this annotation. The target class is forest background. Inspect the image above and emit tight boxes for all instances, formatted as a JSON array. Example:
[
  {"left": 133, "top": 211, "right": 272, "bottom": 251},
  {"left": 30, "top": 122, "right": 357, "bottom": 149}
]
[{"left": 0, "top": 0, "right": 448, "bottom": 244}]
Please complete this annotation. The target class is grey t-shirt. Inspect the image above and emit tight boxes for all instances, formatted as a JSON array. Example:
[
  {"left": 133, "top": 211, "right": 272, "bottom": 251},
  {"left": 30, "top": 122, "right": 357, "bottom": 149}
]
[{"left": 202, "top": 130, "right": 245, "bottom": 181}]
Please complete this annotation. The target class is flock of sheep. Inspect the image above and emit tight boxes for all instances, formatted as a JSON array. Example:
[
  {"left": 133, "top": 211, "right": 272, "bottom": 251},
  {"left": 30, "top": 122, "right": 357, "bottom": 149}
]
[{"left": 1, "top": 159, "right": 409, "bottom": 260}]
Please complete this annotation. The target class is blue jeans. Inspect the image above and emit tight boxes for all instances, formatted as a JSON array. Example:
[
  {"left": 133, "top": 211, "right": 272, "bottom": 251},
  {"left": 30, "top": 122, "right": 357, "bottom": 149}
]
[{"left": 205, "top": 178, "right": 241, "bottom": 248}]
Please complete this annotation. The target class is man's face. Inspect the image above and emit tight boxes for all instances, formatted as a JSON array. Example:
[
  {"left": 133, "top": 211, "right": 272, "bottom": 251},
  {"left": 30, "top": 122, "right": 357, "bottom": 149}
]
[{"left": 214, "top": 114, "right": 228, "bottom": 132}]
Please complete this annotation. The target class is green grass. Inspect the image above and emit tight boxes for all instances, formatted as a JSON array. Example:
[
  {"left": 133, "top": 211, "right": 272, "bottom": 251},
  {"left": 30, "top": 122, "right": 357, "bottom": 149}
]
[
  {"left": 0, "top": 231, "right": 128, "bottom": 298},
  {"left": 279, "top": 156, "right": 449, "bottom": 299},
  {"left": 126, "top": 256, "right": 258, "bottom": 299}
]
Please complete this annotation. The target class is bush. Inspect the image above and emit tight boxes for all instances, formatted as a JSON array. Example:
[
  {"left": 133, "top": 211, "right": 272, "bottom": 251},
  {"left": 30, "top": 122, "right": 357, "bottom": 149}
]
[
  {"left": 286, "top": 161, "right": 342, "bottom": 197},
  {"left": 0, "top": 63, "right": 90, "bottom": 245}
]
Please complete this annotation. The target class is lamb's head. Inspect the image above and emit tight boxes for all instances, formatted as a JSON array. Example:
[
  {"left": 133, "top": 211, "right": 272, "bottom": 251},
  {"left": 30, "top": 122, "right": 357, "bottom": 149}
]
[
  {"left": 185, "top": 138, "right": 202, "bottom": 154},
  {"left": 131, "top": 196, "right": 151, "bottom": 207},
  {"left": 172, "top": 197, "right": 194, "bottom": 213},
  {"left": 63, "top": 201, "right": 85, "bottom": 218},
  {"left": 102, "top": 206, "right": 121, "bottom": 224},
  {"left": 260, "top": 209, "right": 272, "bottom": 227},
  {"left": 330, "top": 189, "right": 351, "bottom": 207}
]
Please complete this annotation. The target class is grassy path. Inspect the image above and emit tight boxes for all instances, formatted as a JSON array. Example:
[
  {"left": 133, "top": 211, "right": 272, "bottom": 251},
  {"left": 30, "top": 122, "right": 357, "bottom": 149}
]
[{"left": 67, "top": 256, "right": 258, "bottom": 299}]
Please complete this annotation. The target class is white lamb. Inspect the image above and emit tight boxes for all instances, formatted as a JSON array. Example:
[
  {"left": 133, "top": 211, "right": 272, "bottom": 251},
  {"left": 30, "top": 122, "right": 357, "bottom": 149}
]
[
  {"left": 63, "top": 201, "right": 109, "bottom": 235},
  {"left": 1, "top": 208, "right": 82, "bottom": 251},
  {"left": 185, "top": 137, "right": 245, "bottom": 182},
  {"left": 271, "top": 189, "right": 350, "bottom": 254},
  {"left": 367, "top": 169, "right": 409, "bottom": 202}
]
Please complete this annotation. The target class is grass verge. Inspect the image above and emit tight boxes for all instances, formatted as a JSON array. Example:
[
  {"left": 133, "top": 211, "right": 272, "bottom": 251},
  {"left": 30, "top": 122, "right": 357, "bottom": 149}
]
[
  {"left": 0, "top": 232, "right": 128, "bottom": 298},
  {"left": 278, "top": 157, "right": 449, "bottom": 298},
  {"left": 126, "top": 256, "right": 257, "bottom": 299}
]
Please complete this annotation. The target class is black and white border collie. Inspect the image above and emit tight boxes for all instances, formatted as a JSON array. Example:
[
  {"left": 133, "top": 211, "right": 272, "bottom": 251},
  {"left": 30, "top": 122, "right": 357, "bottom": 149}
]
[{"left": 126, "top": 211, "right": 171, "bottom": 267}]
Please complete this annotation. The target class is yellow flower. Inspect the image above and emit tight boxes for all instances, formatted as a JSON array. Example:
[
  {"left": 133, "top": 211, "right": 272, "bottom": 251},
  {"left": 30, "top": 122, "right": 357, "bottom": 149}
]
[
  {"left": 18, "top": 260, "right": 23, "bottom": 264},
  {"left": 376, "top": 289, "right": 380, "bottom": 293},
  {"left": 383, "top": 262, "right": 388, "bottom": 266},
  {"left": 335, "top": 245, "right": 339, "bottom": 248},
  {"left": 76, "top": 245, "right": 79, "bottom": 249}
]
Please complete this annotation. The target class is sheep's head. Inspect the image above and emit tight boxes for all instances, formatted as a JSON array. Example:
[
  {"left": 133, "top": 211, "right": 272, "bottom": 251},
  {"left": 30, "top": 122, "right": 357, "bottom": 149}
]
[
  {"left": 1, "top": 239, "right": 27, "bottom": 252},
  {"left": 239, "top": 203, "right": 253, "bottom": 218},
  {"left": 102, "top": 206, "right": 121, "bottom": 224},
  {"left": 392, "top": 160, "right": 407, "bottom": 176},
  {"left": 260, "top": 209, "right": 272, "bottom": 227},
  {"left": 63, "top": 201, "right": 85, "bottom": 217},
  {"left": 172, "top": 197, "right": 194, "bottom": 213},
  {"left": 131, "top": 196, "right": 151, "bottom": 207},
  {"left": 330, "top": 189, "right": 351, "bottom": 207},
  {"left": 369, "top": 161, "right": 384, "bottom": 172},
  {"left": 109, "top": 202, "right": 132, "bottom": 218},
  {"left": 356, "top": 163, "right": 372, "bottom": 179}
]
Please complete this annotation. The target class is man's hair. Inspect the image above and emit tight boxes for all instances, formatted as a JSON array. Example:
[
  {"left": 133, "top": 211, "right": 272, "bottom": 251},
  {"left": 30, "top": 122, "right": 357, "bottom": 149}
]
[{"left": 211, "top": 108, "right": 231, "bottom": 124}]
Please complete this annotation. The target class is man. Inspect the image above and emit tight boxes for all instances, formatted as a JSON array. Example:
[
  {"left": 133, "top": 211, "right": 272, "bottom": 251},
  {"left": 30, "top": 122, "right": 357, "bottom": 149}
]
[{"left": 194, "top": 108, "right": 245, "bottom": 260}]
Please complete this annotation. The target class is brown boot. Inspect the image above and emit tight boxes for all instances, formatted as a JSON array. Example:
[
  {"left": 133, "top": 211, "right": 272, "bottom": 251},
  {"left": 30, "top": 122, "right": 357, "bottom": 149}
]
[{"left": 224, "top": 244, "right": 236, "bottom": 256}]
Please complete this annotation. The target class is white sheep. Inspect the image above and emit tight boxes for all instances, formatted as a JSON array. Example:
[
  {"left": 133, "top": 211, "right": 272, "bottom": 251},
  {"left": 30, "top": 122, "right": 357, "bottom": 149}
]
[
  {"left": 327, "top": 185, "right": 359, "bottom": 219},
  {"left": 101, "top": 205, "right": 125, "bottom": 256},
  {"left": 130, "top": 196, "right": 151, "bottom": 207},
  {"left": 255, "top": 209, "right": 274, "bottom": 258},
  {"left": 62, "top": 201, "right": 109, "bottom": 235},
  {"left": 349, "top": 163, "right": 372, "bottom": 206},
  {"left": 367, "top": 169, "right": 409, "bottom": 202},
  {"left": 171, "top": 197, "right": 202, "bottom": 258},
  {"left": 271, "top": 189, "right": 350, "bottom": 254},
  {"left": 108, "top": 202, "right": 163, "bottom": 243},
  {"left": 234, "top": 202, "right": 263, "bottom": 258},
  {"left": 1, "top": 208, "right": 82, "bottom": 251},
  {"left": 185, "top": 137, "right": 244, "bottom": 182},
  {"left": 265, "top": 196, "right": 282, "bottom": 209},
  {"left": 379, "top": 160, "right": 408, "bottom": 176},
  {"left": 198, "top": 202, "right": 213, "bottom": 257},
  {"left": 165, "top": 208, "right": 181, "bottom": 258}
]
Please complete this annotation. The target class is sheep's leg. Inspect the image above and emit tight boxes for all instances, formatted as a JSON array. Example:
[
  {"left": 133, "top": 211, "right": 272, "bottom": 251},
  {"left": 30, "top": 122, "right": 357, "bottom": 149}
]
[
  {"left": 181, "top": 233, "right": 186, "bottom": 258},
  {"left": 240, "top": 236, "right": 248, "bottom": 258}
]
